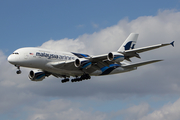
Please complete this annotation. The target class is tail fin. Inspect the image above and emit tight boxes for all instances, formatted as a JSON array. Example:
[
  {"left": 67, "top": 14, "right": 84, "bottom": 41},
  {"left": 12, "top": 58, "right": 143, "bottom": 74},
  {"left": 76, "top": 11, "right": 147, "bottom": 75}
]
[{"left": 118, "top": 33, "right": 139, "bottom": 52}]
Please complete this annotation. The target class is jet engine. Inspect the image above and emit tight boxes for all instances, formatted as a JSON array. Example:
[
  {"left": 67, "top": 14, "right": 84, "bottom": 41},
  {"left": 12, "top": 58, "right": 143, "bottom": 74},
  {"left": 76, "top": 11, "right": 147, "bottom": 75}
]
[
  {"left": 28, "top": 69, "right": 46, "bottom": 81},
  {"left": 107, "top": 52, "right": 124, "bottom": 62},
  {"left": 74, "top": 58, "right": 92, "bottom": 69}
]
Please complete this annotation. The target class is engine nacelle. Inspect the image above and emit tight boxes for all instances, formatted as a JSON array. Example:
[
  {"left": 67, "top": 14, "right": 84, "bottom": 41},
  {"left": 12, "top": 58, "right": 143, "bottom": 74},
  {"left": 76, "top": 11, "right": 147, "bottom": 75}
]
[
  {"left": 107, "top": 52, "right": 124, "bottom": 62},
  {"left": 74, "top": 58, "right": 92, "bottom": 69},
  {"left": 28, "top": 69, "right": 46, "bottom": 81}
]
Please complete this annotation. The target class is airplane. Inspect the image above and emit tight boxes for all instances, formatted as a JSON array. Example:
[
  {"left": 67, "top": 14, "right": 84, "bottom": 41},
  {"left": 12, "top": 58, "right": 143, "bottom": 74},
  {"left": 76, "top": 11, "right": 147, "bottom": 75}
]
[{"left": 7, "top": 33, "right": 174, "bottom": 83}]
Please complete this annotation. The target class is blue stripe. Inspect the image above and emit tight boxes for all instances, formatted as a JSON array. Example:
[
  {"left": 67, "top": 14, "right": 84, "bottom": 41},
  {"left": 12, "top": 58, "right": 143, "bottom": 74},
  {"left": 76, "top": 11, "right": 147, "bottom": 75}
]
[
  {"left": 100, "top": 64, "right": 121, "bottom": 75},
  {"left": 72, "top": 52, "right": 90, "bottom": 58},
  {"left": 101, "top": 67, "right": 115, "bottom": 75},
  {"left": 82, "top": 62, "right": 92, "bottom": 69},
  {"left": 36, "top": 72, "right": 45, "bottom": 79},
  {"left": 81, "top": 54, "right": 89, "bottom": 57},
  {"left": 109, "top": 64, "right": 121, "bottom": 67},
  {"left": 113, "top": 56, "right": 124, "bottom": 60},
  {"left": 101, "top": 66, "right": 109, "bottom": 72}
]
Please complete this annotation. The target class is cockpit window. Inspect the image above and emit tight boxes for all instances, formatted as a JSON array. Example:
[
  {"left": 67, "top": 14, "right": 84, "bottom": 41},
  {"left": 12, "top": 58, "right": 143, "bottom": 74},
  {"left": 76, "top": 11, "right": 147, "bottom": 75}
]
[{"left": 13, "top": 52, "right": 19, "bottom": 55}]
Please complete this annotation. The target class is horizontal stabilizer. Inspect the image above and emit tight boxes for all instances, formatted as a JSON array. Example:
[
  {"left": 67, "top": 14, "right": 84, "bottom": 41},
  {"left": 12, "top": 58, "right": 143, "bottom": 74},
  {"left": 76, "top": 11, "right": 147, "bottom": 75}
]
[{"left": 122, "top": 60, "right": 163, "bottom": 68}]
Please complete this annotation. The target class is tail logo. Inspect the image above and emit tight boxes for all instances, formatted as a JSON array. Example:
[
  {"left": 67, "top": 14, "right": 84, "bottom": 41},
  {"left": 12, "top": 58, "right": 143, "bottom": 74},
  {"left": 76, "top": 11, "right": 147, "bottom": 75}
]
[{"left": 124, "top": 41, "right": 135, "bottom": 50}]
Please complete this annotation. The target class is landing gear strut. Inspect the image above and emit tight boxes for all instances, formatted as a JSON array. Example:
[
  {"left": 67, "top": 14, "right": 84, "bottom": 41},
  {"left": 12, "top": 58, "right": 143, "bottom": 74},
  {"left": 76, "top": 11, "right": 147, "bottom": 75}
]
[{"left": 15, "top": 65, "right": 21, "bottom": 74}]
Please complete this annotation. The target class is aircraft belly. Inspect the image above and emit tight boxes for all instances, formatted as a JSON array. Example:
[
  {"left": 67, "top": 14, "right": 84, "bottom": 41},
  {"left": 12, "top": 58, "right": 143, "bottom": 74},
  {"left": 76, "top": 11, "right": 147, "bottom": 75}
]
[{"left": 44, "top": 65, "right": 83, "bottom": 76}]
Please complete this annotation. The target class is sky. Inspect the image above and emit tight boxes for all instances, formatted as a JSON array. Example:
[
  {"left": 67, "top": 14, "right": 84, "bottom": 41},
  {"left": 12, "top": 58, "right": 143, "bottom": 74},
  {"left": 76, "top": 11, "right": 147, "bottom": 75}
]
[{"left": 0, "top": 0, "right": 180, "bottom": 120}]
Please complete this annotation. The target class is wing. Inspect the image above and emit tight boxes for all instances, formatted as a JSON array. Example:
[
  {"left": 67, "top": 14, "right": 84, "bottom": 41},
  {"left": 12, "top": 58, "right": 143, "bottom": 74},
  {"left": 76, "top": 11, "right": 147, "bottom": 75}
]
[
  {"left": 47, "top": 40, "right": 173, "bottom": 76},
  {"left": 121, "top": 59, "right": 163, "bottom": 69},
  {"left": 47, "top": 53, "right": 114, "bottom": 76},
  {"left": 47, "top": 55, "right": 164, "bottom": 77},
  {"left": 121, "top": 41, "right": 174, "bottom": 60}
]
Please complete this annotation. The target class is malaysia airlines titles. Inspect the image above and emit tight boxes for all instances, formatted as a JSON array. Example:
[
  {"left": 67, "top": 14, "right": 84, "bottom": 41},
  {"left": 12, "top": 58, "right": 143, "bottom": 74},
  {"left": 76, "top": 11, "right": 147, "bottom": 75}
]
[{"left": 36, "top": 52, "right": 76, "bottom": 60}]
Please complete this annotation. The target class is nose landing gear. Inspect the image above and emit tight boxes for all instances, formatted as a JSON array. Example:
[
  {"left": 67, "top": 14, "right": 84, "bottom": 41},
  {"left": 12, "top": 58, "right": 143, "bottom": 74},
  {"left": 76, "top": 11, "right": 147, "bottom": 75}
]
[{"left": 15, "top": 65, "right": 21, "bottom": 74}]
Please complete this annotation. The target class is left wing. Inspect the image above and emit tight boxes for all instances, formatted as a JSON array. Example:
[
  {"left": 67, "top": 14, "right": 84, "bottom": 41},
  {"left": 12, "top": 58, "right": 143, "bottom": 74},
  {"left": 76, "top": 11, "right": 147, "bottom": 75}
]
[
  {"left": 121, "top": 59, "right": 163, "bottom": 69},
  {"left": 48, "top": 41, "right": 173, "bottom": 75},
  {"left": 89, "top": 41, "right": 174, "bottom": 62}
]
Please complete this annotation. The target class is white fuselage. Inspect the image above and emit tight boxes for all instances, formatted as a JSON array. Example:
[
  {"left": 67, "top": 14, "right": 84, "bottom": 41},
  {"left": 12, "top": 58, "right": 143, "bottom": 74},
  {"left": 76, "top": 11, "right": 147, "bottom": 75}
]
[{"left": 8, "top": 47, "right": 136, "bottom": 77}]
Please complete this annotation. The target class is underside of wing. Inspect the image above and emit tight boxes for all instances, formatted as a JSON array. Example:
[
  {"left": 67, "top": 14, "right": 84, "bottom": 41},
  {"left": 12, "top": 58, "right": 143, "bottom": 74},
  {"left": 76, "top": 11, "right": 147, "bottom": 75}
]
[{"left": 49, "top": 60, "right": 78, "bottom": 70}]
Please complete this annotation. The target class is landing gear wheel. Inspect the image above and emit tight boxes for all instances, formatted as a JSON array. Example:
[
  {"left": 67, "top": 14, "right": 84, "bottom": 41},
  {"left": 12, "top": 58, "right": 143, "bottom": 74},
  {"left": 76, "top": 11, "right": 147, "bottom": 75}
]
[
  {"left": 15, "top": 65, "right": 21, "bottom": 74},
  {"left": 61, "top": 78, "right": 69, "bottom": 83},
  {"left": 16, "top": 70, "right": 21, "bottom": 74}
]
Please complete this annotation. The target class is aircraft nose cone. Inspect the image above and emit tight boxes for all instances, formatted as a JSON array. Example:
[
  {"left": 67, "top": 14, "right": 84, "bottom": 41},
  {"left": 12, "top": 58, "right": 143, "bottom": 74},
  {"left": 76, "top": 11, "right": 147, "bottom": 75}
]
[
  {"left": 7, "top": 54, "right": 19, "bottom": 64},
  {"left": 7, "top": 55, "right": 13, "bottom": 64}
]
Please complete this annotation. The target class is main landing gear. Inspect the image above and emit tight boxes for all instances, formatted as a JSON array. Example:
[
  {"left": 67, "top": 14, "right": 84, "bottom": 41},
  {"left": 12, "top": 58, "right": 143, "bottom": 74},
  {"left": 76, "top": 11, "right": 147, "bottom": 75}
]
[
  {"left": 15, "top": 65, "right": 21, "bottom": 74},
  {"left": 61, "top": 78, "right": 69, "bottom": 83},
  {"left": 71, "top": 74, "right": 91, "bottom": 82},
  {"left": 61, "top": 74, "right": 91, "bottom": 83}
]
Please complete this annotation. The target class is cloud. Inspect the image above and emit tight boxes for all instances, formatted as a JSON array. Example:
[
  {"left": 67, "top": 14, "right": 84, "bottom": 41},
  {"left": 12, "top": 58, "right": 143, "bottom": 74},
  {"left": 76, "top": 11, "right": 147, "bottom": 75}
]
[
  {"left": 139, "top": 98, "right": 180, "bottom": 120},
  {"left": 109, "top": 97, "right": 180, "bottom": 120},
  {"left": 40, "top": 38, "right": 86, "bottom": 52},
  {"left": 113, "top": 103, "right": 151, "bottom": 120},
  {"left": 27, "top": 99, "right": 107, "bottom": 120},
  {"left": 25, "top": 97, "right": 180, "bottom": 120}
]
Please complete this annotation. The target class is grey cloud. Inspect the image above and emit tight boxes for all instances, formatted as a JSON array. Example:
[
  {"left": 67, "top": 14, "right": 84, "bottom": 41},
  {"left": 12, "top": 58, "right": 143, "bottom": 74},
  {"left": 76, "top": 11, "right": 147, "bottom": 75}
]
[
  {"left": 109, "top": 97, "right": 180, "bottom": 120},
  {"left": 113, "top": 103, "right": 151, "bottom": 120},
  {"left": 139, "top": 98, "right": 180, "bottom": 120},
  {"left": 26, "top": 99, "right": 107, "bottom": 120}
]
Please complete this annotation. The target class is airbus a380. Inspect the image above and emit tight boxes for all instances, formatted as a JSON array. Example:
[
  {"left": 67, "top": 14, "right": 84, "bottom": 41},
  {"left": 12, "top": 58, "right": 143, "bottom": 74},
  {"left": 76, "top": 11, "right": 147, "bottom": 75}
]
[{"left": 8, "top": 33, "right": 174, "bottom": 83}]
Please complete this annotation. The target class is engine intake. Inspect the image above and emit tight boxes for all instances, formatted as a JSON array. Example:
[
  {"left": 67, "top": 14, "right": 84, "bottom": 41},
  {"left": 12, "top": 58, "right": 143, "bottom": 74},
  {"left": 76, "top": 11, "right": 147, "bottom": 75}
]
[
  {"left": 74, "top": 59, "right": 92, "bottom": 69},
  {"left": 107, "top": 52, "right": 124, "bottom": 62},
  {"left": 28, "top": 69, "right": 46, "bottom": 81}
]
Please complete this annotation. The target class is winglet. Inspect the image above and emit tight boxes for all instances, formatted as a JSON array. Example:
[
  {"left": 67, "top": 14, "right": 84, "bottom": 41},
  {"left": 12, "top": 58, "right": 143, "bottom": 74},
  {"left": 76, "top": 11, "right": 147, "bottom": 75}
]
[{"left": 170, "top": 41, "right": 174, "bottom": 47}]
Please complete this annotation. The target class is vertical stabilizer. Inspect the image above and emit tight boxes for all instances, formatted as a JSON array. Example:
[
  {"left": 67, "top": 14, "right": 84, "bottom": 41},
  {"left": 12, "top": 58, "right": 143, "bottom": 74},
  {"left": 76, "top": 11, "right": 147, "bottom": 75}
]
[{"left": 118, "top": 33, "right": 139, "bottom": 52}]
